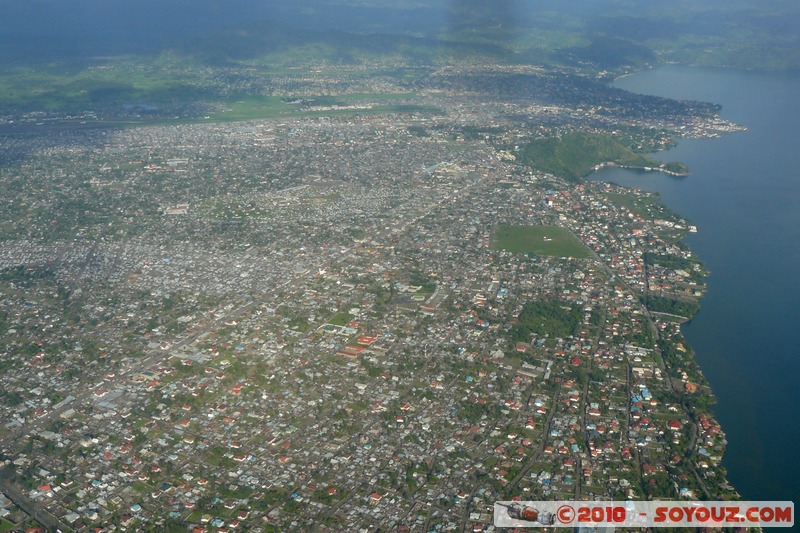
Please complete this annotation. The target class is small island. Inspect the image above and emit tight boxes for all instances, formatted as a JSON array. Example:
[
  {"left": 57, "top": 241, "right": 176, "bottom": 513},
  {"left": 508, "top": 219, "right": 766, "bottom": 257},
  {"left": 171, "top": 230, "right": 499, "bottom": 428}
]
[{"left": 660, "top": 161, "right": 689, "bottom": 176}]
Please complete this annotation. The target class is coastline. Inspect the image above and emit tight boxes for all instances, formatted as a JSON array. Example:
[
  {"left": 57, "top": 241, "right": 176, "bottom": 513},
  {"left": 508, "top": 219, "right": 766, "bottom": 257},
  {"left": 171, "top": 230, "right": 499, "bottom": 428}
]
[
  {"left": 592, "top": 161, "right": 689, "bottom": 177},
  {"left": 596, "top": 65, "right": 800, "bottom": 503},
  {"left": 585, "top": 176, "right": 737, "bottom": 500}
]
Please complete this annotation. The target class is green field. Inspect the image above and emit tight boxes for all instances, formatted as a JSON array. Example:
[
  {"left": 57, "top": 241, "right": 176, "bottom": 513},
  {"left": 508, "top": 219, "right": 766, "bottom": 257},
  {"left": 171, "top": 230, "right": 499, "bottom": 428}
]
[
  {"left": 3, "top": 1, "right": 800, "bottom": 115},
  {"left": 491, "top": 224, "right": 592, "bottom": 259},
  {"left": 328, "top": 311, "right": 356, "bottom": 326},
  {"left": 0, "top": 61, "right": 441, "bottom": 122},
  {"left": 208, "top": 94, "right": 438, "bottom": 122}
]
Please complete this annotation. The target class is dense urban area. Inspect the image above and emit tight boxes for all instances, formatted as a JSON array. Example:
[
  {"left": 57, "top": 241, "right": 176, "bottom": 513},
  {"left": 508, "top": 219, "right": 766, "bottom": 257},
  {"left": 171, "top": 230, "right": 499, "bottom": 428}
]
[{"left": 0, "top": 60, "right": 744, "bottom": 532}]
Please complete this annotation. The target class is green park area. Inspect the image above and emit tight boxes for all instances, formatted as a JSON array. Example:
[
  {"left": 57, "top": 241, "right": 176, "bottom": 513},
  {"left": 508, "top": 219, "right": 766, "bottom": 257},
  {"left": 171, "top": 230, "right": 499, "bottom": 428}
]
[{"left": 491, "top": 224, "right": 592, "bottom": 259}]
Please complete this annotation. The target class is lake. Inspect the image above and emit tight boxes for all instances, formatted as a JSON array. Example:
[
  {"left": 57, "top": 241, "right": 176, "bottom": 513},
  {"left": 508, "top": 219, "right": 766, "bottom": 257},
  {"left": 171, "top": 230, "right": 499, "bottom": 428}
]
[{"left": 590, "top": 65, "right": 800, "bottom": 503}]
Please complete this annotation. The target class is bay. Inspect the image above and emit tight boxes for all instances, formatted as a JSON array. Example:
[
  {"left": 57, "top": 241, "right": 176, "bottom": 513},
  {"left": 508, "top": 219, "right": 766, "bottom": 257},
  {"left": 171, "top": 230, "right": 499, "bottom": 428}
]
[{"left": 590, "top": 65, "right": 800, "bottom": 503}]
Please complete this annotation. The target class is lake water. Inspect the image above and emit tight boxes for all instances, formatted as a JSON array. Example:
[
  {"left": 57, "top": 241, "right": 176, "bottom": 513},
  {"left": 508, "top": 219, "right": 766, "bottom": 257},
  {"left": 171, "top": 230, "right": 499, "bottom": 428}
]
[{"left": 590, "top": 65, "right": 800, "bottom": 503}]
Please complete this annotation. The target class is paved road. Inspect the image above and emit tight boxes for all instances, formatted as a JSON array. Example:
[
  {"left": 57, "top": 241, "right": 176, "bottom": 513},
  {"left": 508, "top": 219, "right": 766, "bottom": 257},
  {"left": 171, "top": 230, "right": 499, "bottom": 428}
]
[{"left": 0, "top": 470, "right": 68, "bottom": 532}]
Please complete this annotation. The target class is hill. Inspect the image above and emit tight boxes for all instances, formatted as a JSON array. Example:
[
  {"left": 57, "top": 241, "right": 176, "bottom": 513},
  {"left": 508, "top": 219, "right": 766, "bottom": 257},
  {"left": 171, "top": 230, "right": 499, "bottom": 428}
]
[{"left": 520, "top": 132, "right": 662, "bottom": 181}]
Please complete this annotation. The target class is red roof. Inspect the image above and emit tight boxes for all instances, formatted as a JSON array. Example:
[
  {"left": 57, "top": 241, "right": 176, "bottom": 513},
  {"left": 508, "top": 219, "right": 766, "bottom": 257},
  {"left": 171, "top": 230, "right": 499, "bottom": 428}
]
[{"left": 357, "top": 335, "right": 378, "bottom": 346}]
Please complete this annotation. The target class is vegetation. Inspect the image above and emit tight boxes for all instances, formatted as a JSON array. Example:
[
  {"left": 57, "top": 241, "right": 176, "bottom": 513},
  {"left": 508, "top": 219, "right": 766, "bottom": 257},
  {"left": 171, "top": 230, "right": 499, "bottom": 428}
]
[
  {"left": 492, "top": 224, "right": 592, "bottom": 259},
  {"left": 509, "top": 298, "right": 583, "bottom": 342},
  {"left": 640, "top": 295, "right": 701, "bottom": 319},
  {"left": 210, "top": 95, "right": 438, "bottom": 122},
  {"left": 605, "top": 191, "right": 659, "bottom": 218},
  {"left": 0, "top": 1, "right": 796, "bottom": 116},
  {"left": 663, "top": 161, "right": 689, "bottom": 175},
  {"left": 408, "top": 271, "right": 437, "bottom": 294},
  {"left": 328, "top": 311, "right": 356, "bottom": 327},
  {"left": 645, "top": 252, "right": 705, "bottom": 282},
  {"left": 520, "top": 132, "right": 661, "bottom": 181}
]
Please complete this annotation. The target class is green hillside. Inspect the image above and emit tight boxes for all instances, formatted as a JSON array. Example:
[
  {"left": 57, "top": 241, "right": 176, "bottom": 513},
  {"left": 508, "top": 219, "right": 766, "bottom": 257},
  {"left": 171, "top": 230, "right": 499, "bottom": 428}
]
[
  {"left": 2, "top": 1, "right": 799, "bottom": 115},
  {"left": 520, "top": 132, "right": 661, "bottom": 181}
]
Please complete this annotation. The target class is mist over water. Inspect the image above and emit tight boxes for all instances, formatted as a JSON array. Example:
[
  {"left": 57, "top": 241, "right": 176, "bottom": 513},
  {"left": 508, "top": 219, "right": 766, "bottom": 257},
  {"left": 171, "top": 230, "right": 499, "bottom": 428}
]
[{"left": 591, "top": 65, "right": 800, "bottom": 503}]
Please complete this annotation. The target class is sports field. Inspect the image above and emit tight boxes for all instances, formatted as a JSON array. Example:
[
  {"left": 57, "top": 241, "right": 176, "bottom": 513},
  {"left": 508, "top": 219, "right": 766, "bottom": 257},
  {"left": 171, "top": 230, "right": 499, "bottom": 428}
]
[{"left": 491, "top": 224, "right": 592, "bottom": 258}]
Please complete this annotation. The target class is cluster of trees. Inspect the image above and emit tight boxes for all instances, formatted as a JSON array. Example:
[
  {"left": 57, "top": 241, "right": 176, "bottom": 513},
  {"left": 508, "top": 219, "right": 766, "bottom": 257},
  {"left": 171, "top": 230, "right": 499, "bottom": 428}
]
[
  {"left": 662, "top": 161, "right": 689, "bottom": 175},
  {"left": 458, "top": 400, "right": 503, "bottom": 424},
  {"left": 645, "top": 252, "right": 704, "bottom": 281},
  {"left": 640, "top": 295, "right": 700, "bottom": 319},
  {"left": 0, "top": 388, "right": 23, "bottom": 407},
  {"left": 644, "top": 252, "right": 697, "bottom": 271},
  {"left": 520, "top": 132, "right": 661, "bottom": 181},
  {"left": 508, "top": 298, "right": 582, "bottom": 343},
  {"left": 408, "top": 271, "right": 437, "bottom": 294}
]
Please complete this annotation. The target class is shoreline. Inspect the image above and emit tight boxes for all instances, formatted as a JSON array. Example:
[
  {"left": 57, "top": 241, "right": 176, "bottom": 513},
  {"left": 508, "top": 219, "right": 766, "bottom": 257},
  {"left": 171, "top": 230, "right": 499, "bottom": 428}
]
[
  {"left": 592, "top": 161, "right": 689, "bottom": 177},
  {"left": 585, "top": 170, "right": 735, "bottom": 500}
]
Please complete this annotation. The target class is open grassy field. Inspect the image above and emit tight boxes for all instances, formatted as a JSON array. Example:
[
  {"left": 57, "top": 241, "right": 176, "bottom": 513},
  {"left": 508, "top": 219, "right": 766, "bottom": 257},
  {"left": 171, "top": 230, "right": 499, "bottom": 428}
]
[
  {"left": 327, "top": 311, "right": 356, "bottom": 326},
  {"left": 211, "top": 93, "right": 392, "bottom": 118},
  {"left": 209, "top": 94, "right": 438, "bottom": 122},
  {"left": 0, "top": 58, "right": 441, "bottom": 124},
  {"left": 491, "top": 224, "right": 592, "bottom": 259}
]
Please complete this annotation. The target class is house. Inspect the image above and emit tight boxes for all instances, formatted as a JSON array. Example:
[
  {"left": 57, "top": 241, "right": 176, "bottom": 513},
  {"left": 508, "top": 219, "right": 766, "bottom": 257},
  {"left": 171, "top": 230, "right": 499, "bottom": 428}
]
[{"left": 356, "top": 335, "right": 378, "bottom": 346}]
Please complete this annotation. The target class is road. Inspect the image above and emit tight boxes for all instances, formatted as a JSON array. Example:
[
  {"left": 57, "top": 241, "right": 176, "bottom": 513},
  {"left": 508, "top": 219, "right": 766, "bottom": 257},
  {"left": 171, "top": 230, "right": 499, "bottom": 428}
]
[
  {"left": 0, "top": 470, "right": 68, "bottom": 532},
  {"left": 507, "top": 381, "right": 562, "bottom": 490}
]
